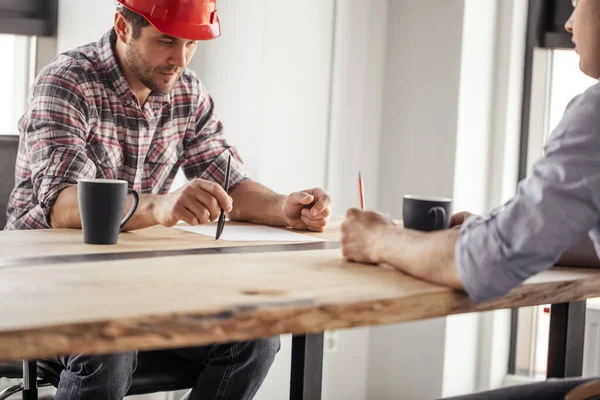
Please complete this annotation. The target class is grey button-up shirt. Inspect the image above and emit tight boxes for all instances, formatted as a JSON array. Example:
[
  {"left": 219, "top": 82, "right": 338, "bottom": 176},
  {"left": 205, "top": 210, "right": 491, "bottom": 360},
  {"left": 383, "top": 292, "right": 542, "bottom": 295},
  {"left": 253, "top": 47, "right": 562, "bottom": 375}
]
[{"left": 456, "top": 82, "right": 600, "bottom": 303}]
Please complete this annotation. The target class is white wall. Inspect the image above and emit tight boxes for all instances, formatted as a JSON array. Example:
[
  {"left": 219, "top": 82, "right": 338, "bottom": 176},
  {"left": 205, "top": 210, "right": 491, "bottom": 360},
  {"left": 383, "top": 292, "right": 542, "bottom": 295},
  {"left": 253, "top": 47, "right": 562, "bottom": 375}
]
[
  {"left": 452, "top": 0, "right": 497, "bottom": 215},
  {"left": 56, "top": 0, "right": 116, "bottom": 53},
  {"left": 189, "top": 1, "right": 267, "bottom": 183},
  {"left": 192, "top": 0, "right": 334, "bottom": 195},
  {"left": 486, "top": 0, "right": 528, "bottom": 209},
  {"left": 377, "top": 1, "right": 464, "bottom": 217},
  {"left": 0, "top": 35, "right": 30, "bottom": 135},
  {"left": 326, "top": 0, "right": 389, "bottom": 214}
]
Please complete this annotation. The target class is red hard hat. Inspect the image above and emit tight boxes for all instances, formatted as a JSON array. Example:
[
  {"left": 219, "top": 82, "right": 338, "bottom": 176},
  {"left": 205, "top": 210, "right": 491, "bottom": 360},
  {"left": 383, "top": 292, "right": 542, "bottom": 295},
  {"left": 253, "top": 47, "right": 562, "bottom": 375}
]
[{"left": 116, "top": 0, "right": 221, "bottom": 41}]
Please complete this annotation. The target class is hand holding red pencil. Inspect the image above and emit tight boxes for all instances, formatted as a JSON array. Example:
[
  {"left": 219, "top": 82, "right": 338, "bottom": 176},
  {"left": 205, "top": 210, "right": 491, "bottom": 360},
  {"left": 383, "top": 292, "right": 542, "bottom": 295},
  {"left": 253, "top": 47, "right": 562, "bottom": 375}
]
[{"left": 341, "top": 171, "right": 396, "bottom": 263}]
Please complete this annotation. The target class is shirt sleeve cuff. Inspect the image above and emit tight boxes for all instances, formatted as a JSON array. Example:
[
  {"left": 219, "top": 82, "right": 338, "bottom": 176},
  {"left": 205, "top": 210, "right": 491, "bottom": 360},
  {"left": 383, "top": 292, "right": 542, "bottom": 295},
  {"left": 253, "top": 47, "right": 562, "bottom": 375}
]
[
  {"left": 39, "top": 181, "right": 77, "bottom": 227},
  {"left": 33, "top": 148, "right": 97, "bottom": 226},
  {"left": 454, "top": 214, "right": 524, "bottom": 303},
  {"left": 455, "top": 216, "right": 487, "bottom": 302}
]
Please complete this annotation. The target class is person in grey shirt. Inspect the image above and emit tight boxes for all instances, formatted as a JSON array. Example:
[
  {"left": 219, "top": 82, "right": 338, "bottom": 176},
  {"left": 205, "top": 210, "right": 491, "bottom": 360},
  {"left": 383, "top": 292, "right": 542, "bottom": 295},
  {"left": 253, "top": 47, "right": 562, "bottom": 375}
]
[{"left": 340, "top": 0, "right": 600, "bottom": 398}]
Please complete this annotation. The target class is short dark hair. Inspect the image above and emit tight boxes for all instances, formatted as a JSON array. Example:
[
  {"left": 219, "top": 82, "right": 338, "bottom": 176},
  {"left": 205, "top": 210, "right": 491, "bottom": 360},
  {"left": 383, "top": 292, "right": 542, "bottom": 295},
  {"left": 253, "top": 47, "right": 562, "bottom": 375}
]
[{"left": 117, "top": 6, "right": 150, "bottom": 39}]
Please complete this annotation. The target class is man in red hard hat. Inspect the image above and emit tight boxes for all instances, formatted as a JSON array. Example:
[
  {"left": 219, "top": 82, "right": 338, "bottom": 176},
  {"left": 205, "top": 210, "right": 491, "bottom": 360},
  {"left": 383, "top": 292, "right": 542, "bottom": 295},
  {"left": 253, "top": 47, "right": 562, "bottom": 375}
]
[{"left": 5, "top": 0, "right": 332, "bottom": 399}]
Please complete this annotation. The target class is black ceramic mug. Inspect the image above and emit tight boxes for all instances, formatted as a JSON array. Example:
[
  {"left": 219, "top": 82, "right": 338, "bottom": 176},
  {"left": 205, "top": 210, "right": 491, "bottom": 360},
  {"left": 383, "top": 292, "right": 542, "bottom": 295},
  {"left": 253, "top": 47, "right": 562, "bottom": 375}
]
[
  {"left": 402, "top": 195, "right": 452, "bottom": 231},
  {"left": 78, "top": 179, "right": 139, "bottom": 244}
]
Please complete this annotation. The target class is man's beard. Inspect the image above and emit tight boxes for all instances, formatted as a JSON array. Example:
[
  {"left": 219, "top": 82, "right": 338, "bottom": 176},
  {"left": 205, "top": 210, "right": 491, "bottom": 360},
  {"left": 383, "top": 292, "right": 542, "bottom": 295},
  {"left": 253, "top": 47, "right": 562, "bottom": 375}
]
[{"left": 125, "top": 43, "right": 179, "bottom": 95}]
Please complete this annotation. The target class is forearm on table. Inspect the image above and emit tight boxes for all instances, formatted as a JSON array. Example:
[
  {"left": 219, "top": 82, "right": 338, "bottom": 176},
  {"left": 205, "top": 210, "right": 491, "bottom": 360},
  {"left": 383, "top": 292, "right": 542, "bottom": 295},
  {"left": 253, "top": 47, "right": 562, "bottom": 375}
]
[
  {"left": 227, "top": 180, "right": 287, "bottom": 227},
  {"left": 378, "top": 226, "right": 464, "bottom": 290},
  {"left": 49, "top": 185, "right": 160, "bottom": 231}
]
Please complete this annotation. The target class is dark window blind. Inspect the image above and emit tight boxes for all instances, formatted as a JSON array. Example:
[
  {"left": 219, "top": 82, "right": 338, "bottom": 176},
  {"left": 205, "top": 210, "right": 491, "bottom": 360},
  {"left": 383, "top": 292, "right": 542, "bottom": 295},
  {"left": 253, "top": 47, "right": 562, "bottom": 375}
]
[{"left": 0, "top": 0, "right": 58, "bottom": 36}]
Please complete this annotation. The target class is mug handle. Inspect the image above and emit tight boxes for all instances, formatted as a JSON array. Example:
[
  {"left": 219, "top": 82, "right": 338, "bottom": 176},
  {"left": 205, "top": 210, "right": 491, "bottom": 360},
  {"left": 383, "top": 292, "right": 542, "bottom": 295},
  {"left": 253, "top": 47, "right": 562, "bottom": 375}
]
[
  {"left": 429, "top": 206, "right": 447, "bottom": 230},
  {"left": 120, "top": 189, "right": 139, "bottom": 230}
]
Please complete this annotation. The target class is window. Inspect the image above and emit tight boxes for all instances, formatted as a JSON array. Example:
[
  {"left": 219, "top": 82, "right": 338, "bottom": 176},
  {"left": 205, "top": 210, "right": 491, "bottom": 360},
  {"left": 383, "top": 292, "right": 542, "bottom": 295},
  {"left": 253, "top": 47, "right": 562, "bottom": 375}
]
[
  {"left": 0, "top": 0, "right": 58, "bottom": 135},
  {"left": 547, "top": 50, "right": 597, "bottom": 139},
  {"left": 0, "top": 34, "right": 35, "bottom": 135}
]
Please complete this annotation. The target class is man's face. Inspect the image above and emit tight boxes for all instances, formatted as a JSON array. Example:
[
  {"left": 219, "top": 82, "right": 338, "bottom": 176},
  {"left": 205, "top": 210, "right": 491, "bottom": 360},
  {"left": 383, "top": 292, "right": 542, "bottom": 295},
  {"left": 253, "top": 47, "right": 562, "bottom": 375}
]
[
  {"left": 566, "top": 0, "right": 600, "bottom": 79},
  {"left": 125, "top": 23, "right": 198, "bottom": 94}
]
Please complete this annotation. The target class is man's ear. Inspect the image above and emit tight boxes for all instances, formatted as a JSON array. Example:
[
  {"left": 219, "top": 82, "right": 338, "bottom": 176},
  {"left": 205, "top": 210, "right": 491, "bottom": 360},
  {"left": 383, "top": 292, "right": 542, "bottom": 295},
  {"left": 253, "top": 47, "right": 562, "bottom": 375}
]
[{"left": 114, "top": 11, "right": 130, "bottom": 44}]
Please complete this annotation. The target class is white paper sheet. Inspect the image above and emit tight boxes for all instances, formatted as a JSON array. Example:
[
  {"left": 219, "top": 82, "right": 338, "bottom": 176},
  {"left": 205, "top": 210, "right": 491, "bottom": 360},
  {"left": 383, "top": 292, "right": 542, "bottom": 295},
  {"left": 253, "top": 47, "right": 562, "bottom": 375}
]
[{"left": 172, "top": 224, "right": 324, "bottom": 242}]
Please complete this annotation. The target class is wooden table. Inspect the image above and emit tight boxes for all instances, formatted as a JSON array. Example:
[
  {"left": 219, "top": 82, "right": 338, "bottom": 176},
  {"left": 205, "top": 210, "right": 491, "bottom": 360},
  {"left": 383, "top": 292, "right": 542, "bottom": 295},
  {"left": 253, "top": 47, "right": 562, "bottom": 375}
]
[{"left": 1, "top": 219, "right": 599, "bottom": 399}]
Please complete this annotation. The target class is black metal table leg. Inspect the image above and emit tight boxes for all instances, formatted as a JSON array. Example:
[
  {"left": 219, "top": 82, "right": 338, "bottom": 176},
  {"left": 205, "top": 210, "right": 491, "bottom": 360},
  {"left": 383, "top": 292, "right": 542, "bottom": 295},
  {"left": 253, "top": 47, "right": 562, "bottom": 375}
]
[
  {"left": 23, "top": 360, "right": 37, "bottom": 400},
  {"left": 290, "top": 333, "right": 324, "bottom": 400},
  {"left": 547, "top": 301, "right": 587, "bottom": 378}
]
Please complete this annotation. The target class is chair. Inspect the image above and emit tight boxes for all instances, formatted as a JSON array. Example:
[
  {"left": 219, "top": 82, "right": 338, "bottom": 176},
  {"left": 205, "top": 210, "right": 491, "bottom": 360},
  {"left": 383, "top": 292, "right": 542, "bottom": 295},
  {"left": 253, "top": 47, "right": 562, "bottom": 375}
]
[
  {"left": 0, "top": 135, "right": 19, "bottom": 229},
  {"left": 0, "top": 351, "right": 201, "bottom": 399},
  {"left": 0, "top": 135, "right": 199, "bottom": 399}
]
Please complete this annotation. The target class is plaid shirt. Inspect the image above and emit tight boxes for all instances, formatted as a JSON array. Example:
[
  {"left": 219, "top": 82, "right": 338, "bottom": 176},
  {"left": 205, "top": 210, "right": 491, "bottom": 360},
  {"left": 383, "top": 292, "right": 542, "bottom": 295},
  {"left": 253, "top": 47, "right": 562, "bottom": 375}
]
[{"left": 6, "top": 29, "right": 249, "bottom": 230}]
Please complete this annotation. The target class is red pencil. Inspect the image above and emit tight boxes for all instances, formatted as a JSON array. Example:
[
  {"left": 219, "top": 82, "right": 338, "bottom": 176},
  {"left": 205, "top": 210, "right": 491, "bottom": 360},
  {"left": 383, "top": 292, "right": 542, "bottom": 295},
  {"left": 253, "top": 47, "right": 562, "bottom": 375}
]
[{"left": 358, "top": 171, "right": 365, "bottom": 210}]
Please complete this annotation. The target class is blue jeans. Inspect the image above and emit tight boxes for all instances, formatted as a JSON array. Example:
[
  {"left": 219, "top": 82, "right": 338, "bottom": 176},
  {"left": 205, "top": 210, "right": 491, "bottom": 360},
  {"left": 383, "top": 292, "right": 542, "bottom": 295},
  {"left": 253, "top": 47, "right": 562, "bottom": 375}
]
[
  {"left": 441, "top": 377, "right": 597, "bottom": 400},
  {"left": 52, "top": 337, "right": 280, "bottom": 400}
]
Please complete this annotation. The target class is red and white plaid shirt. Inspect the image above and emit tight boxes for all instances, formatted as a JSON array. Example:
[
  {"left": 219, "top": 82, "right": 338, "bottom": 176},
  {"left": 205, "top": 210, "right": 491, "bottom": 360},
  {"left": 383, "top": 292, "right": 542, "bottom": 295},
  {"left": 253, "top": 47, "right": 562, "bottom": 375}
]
[{"left": 6, "top": 29, "right": 249, "bottom": 230}]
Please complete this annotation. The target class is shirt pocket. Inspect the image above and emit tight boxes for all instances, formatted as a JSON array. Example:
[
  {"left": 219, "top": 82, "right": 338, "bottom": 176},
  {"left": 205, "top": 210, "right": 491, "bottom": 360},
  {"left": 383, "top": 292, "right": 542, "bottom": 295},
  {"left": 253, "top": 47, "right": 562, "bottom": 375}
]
[
  {"left": 145, "top": 140, "right": 182, "bottom": 192},
  {"left": 85, "top": 138, "right": 123, "bottom": 180}
]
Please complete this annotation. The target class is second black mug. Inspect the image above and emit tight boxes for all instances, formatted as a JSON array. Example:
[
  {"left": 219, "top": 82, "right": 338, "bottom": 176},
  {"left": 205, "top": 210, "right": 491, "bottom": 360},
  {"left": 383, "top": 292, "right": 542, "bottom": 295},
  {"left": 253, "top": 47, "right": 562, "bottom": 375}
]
[{"left": 402, "top": 195, "right": 452, "bottom": 231}]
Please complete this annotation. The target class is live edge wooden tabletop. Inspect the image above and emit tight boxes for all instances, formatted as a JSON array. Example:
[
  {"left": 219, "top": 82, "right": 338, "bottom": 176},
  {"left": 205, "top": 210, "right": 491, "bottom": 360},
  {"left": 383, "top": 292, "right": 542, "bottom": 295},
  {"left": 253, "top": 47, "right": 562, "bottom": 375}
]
[
  {"left": 0, "top": 219, "right": 343, "bottom": 259},
  {"left": 0, "top": 218, "right": 599, "bottom": 362}
]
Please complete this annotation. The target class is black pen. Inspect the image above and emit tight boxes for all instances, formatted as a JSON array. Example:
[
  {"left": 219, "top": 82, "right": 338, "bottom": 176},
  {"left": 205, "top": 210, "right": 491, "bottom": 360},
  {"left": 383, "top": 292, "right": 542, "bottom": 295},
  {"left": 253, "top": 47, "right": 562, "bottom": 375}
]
[{"left": 215, "top": 155, "right": 232, "bottom": 240}]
